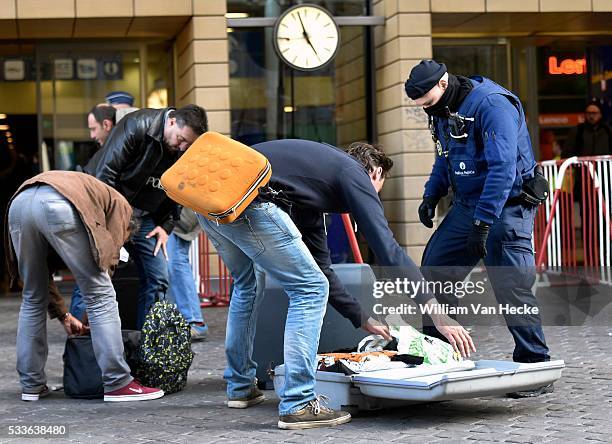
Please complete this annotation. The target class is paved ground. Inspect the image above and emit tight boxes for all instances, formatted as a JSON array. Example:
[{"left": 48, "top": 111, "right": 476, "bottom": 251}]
[{"left": 0, "top": 291, "right": 611, "bottom": 443}]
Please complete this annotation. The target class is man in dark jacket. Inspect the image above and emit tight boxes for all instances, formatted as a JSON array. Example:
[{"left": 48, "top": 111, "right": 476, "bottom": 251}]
[
  {"left": 562, "top": 100, "right": 611, "bottom": 249},
  {"left": 564, "top": 100, "right": 611, "bottom": 157},
  {"left": 92, "top": 105, "right": 208, "bottom": 328},
  {"left": 252, "top": 139, "right": 475, "bottom": 357}
]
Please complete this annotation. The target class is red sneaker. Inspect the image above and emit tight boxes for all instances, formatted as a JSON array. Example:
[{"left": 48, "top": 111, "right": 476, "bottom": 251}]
[{"left": 104, "top": 380, "right": 164, "bottom": 402}]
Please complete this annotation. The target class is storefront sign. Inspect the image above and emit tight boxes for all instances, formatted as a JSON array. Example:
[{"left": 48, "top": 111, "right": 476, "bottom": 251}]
[
  {"left": 3, "top": 60, "right": 25, "bottom": 81},
  {"left": 54, "top": 59, "right": 74, "bottom": 79},
  {"left": 100, "top": 56, "right": 122, "bottom": 80},
  {"left": 77, "top": 59, "right": 97, "bottom": 80},
  {"left": 539, "top": 113, "right": 585, "bottom": 127},
  {"left": 0, "top": 54, "right": 122, "bottom": 81},
  {"left": 548, "top": 56, "right": 587, "bottom": 75}
]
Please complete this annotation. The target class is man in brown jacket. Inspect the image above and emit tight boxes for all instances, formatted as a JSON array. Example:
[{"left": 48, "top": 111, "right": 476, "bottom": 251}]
[{"left": 5, "top": 171, "right": 163, "bottom": 402}]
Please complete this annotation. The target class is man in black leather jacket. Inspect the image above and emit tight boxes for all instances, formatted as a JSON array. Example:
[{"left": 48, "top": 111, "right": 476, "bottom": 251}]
[{"left": 92, "top": 104, "right": 208, "bottom": 328}]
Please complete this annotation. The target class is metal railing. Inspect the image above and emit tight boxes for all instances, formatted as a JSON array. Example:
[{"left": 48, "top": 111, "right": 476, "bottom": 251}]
[{"left": 535, "top": 155, "right": 612, "bottom": 280}]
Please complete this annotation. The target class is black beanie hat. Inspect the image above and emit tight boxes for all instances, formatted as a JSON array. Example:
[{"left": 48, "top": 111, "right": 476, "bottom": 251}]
[{"left": 404, "top": 60, "right": 447, "bottom": 100}]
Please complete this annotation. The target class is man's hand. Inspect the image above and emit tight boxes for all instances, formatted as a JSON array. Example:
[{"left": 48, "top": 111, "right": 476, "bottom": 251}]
[
  {"left": 466, "top": 221, "right": 490, "bottom": 258},
  {"left": 361, "top": 317, "right": 392, "bottom": 341},
  {"left": 146, "top": 226, "right": 169, "bottom": 260},
  {"left": 418, "top": 196, "right": 439, "bottom": 228},
  {"left": 425, "top": 302, "right": 476, "bottom": 358},
  {"left": 60, "top": 313, "right": 90, "bottom": 336}
]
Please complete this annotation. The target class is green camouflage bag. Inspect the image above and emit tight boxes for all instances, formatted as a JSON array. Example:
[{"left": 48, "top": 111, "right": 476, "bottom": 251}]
[{"left": 135, "top": 300, "right": 194, "bottom": 394}]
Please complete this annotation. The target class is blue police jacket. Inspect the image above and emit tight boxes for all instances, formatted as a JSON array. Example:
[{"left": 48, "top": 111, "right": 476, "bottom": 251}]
[{"left": 423, "top": 76, "right": 537, "bottom": 225}]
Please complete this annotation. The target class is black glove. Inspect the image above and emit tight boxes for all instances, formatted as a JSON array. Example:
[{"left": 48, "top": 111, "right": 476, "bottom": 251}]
[
  {"left": 466, "top": 221, "right": 490, "bottom": 258},
  {"left": 418, "top": 197, "right": 439, "bottom": 228}
]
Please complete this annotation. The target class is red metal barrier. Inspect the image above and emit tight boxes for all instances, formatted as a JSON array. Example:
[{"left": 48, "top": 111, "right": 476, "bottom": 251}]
[
  {"left": 195, "top": 212, "right": 366, "bottom": 306},
  {"left": 341, "top": 213, "right": 363, "bottom": 264},
  {"left": 197, "top": 232, "right": 232, "bottom": 307}
]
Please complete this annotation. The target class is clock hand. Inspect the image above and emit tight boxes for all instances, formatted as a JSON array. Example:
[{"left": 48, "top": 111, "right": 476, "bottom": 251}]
[
  {"left": 296, "top": 13, "right": 321, "bottom": 60},
  {"left": 296, "top": 12, "right": 308, "bottom": 38}
]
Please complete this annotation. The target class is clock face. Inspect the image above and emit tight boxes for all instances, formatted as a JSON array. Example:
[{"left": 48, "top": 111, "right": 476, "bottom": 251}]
[{"left": 273, "top": 4, "right": 340, "bottom": 71}]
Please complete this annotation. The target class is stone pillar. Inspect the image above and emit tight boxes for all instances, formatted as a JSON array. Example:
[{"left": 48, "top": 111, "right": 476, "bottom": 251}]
[
  {"left": 372, "top": 0, "right": 434, "bottom": 261},
  {"left": 176, "top": 0, "right": 230, "bottom": 135},
  {"left": 176, "top": 1, "right": 231, "bottom": 285},
  {"left": 335, "top": 27, "right": 368, "bottom": 146}
]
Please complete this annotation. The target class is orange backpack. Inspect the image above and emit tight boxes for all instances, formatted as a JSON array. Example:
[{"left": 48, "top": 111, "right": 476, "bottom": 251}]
[{"left": 161, "top": 132, "right": 271, "bottom": 224}]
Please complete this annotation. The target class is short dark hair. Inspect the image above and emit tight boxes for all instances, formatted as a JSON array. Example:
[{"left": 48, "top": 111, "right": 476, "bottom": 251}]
[
  {"left": 89, "top": 105, "right": 116, "bottom": 126},
  {"left": 585, "top": 99, "right": 603, "bottom": 113},
  {"left": 346, "top": 142, "right": 394, "bottom": 177},
  {"left": 170, "top": 104, "right": 208, "bottom": 135}
]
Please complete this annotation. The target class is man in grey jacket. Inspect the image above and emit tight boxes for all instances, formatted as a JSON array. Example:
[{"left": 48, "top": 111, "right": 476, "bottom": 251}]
[{"left": 167, "top": 207, "right": 208, "bottom": 340}]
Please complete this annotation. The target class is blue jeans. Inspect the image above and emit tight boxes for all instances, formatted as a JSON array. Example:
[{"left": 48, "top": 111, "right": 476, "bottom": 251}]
[
  {"left": 8, "top": 186, "right": 132, "bottom": 393},
  {"left": 422, "top": 202, "right": 550, "bottom": 363},
  {"left": 69, "top": 285, "right": 86, "bottom": 322},
  {"left": 166, "top": 234, "right": 204, "bottom": 324},
  {"left": 126, "top": 215, "right": 169, "bottom": 329},
  {"left": 197, "top": 202, "right": 329, "bottom": 415}
]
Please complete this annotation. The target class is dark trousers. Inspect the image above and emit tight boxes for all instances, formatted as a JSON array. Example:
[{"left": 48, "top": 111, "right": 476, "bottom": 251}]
[
  {"left": 290, "top": 208, "right": 364, "bottom": 329},
  {"left": 422, "top": 202, "right": 550, "bottom": 363},
  {"left": 126, "top": 215, "right": 169, "bottom": 329}
]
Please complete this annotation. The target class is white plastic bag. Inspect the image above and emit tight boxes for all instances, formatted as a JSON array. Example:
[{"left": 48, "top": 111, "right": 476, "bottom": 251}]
[{"left": 391, "top": 325, "right": 461, "bottom": 365}]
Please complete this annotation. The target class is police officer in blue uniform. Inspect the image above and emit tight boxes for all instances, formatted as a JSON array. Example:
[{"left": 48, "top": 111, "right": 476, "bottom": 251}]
[{"left": 405, "top": 60, "right": 552, "bottom": 397}]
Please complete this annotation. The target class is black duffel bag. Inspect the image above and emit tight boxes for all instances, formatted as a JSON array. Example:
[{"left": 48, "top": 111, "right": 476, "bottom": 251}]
[{"left": 63, "top": 330, "right": 141, "bottom": 399}]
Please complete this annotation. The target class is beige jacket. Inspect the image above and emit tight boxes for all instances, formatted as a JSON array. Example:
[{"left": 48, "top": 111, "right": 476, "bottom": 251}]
[{"left": 4, "top": 171, "right": 132, "bottom": 318}]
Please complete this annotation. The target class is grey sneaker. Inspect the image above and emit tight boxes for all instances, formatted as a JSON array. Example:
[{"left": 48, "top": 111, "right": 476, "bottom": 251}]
[
  {"left": 22, "top": 385, "right": 51, "bottom": 402},
  {"left": 190, "top": 323, "right": 209, "bottom": 342},
  {"left": 227, "top": 386, "right": 265, "bottom": 408},
  {"left": 278, "top": 395, "right": 352, "bottom": 430}
]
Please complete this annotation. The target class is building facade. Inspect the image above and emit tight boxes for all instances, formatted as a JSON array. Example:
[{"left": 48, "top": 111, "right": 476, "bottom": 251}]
[{"left": 1, "top": 0, "right": 611, "bottom": 266}]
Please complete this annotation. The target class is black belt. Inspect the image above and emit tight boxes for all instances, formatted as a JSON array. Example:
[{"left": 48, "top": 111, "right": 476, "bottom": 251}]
[
  {"left": 505, "top": 195, "right": 540, "bottom": 207},
  {"left": 505, "top": 195, "right": 524, "bottom": 207}
]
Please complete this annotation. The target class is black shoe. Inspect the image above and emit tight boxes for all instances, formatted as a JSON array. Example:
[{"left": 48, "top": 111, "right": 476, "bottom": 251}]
[
  {"left": 507, "top": 383, "right": 554, "bottom": 399},
  {"left": 278, "top": 395, "right": 352, "bottom": 430}
]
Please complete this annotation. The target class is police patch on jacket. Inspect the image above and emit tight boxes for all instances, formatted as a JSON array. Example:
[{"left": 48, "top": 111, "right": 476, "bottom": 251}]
[{"left": 453, "top": 160, "right": 476, "bottom": 176}]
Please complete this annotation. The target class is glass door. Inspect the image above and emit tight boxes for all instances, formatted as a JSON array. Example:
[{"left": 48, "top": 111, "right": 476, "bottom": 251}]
[
  {"left": 37, "top": 41, "right": 174, "bottom": 171},
  {"left": 36, "top": 44, "right": 142, "bottom": 171},
  {"left": 228, "top": 25, "right": 371, "bottom": 148}
]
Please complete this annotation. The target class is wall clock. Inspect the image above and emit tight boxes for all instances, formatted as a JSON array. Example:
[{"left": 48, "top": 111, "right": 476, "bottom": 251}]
[{"left": 273, "top": 4, "right": 340, "bottom": 71}]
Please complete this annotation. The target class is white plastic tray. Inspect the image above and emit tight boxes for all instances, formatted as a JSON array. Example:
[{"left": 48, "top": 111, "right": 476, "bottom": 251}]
[
  {"left": 352, "top": 360, "right": 565, "bottom": 402},
  {"left": 273, "top": 359, "right": 565, "bottom": 411}
]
